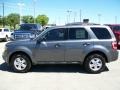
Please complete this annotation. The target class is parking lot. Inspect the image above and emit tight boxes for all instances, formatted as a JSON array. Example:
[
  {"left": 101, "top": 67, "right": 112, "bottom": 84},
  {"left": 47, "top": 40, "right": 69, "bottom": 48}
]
[{"left": 0, "top": 42, "right": 120, "bottom": 90}]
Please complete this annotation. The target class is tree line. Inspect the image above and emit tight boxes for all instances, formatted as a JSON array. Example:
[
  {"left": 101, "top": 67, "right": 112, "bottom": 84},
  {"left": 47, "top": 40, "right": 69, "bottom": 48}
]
[{"left": 0, "top": 13, "right": 49, "bottom": 29}]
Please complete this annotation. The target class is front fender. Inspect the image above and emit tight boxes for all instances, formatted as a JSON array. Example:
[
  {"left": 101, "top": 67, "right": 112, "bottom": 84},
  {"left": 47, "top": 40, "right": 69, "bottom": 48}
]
[{"left": 8, "top": 46, "right": 35, "bottom": 64}]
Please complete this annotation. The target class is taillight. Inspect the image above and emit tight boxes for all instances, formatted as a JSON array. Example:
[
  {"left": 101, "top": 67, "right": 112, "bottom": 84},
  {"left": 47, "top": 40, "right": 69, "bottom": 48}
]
[
  {"left": 112, "top": 41, "right": 117, "bottom": 50},
  {"left": 118, "top": 35, "right": 120, "bottom": 40}
]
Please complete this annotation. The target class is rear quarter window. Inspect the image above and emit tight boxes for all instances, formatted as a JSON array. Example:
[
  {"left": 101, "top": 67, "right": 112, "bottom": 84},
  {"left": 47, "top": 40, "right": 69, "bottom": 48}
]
[{"left": 91, "top": 27, "right": 111, "bottom": 39}]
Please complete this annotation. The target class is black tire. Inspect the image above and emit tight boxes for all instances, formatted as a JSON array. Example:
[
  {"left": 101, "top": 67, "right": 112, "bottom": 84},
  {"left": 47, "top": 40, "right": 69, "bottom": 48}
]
[
  {"left": 84, "top": 54, "right": 106, "bottom": 74},
  {"left": 11, "top": 53, "right": 32, "bottom": 73}
]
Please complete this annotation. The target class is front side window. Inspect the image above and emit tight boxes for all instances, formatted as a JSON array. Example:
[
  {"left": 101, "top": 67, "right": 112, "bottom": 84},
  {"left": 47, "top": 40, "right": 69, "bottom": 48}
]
[
  {"left": 0, "top": 29, "right": 2, "bottom": 32},
  {"left": 43, "top": 28, "right": 66, "bottom": 41},
  {"left": 68, "top": 28, "right": 88, "bottom": 40}
]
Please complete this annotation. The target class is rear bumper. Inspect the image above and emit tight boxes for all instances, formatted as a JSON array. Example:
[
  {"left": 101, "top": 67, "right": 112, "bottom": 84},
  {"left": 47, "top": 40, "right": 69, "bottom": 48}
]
[{"left": 107, "top": 50, "right": 118, "bottom": 63}]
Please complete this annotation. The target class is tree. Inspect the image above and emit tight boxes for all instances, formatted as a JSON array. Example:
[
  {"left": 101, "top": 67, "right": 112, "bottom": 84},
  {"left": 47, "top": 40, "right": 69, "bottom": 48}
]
[
  {"left": 36, "top": 15, "right": 49, "bottom": 26},
  {"left": 0, "top": 15, "right": 8, "bottom": 27},
  {"left": 0, "top": 15, "right": 2, "bottom": 26},
  {"left": 22, "top": 15, "right": 34, "bottom": 23},
  {"left": 7, "top": 13, "right": 20, "bottom": 29}
]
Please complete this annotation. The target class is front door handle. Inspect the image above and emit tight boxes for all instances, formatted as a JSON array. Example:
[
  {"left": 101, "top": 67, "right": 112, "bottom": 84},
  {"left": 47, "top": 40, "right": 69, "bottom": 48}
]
[
  {"left": 83, "top": 43, "right": 90, "bottom": 46},
  {"left": 54, "top": 44, "right": 61, "bottom": 48}
]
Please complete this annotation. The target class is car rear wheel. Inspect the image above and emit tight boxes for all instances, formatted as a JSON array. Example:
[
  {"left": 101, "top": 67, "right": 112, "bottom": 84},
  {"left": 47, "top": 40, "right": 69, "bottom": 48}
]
[
  {"left": 11, "top": 53, "right": 31, "bottom": 73},
  {"left": 84, "top": 54, "right": 106, "bottom": 74}
]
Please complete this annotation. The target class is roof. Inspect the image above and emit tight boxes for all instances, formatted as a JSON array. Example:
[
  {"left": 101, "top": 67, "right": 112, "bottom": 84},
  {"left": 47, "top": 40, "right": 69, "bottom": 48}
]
[
  {"left": 104, "top": 24, "right": 120, "bottom": 26},
  {"left": 65, "top": 22, "right": 100, "bottom": 26},
  {"left": 46, "top": 25, "right": 109, "bottom": 30},
  {"left": 20, "top": 23, "right": 39, "bottom": 25}
]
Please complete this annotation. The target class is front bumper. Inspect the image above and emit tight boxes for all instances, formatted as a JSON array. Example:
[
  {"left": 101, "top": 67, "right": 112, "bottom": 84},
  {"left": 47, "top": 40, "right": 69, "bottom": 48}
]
[
  {"left": 2, "top": 47, "right": 9, "bottom": 64},
  {"left": 0, "top": 37, "right": 5, "bottom": 40},
  {"left": 0, "top": 35, "right": 5, "bottom": 39}
]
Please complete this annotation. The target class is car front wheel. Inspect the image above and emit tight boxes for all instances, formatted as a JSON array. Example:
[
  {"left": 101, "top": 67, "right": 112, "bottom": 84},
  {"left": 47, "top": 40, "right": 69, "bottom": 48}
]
[
  {"left": 11, "top": 53, "right": 32, "bottom": 73},
  {"left": 84, "top": 54, "right": 106, "bottom": 74}
]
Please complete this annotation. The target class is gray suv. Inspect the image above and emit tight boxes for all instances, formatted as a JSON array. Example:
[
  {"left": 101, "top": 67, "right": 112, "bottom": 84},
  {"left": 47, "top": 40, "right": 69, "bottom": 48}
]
[{"left": 2, "top": 25, "right": 118, "bottom": 73}]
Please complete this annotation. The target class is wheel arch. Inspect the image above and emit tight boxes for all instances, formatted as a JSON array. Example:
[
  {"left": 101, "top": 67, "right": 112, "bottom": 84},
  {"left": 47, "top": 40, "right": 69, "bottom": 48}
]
[
  {"left": 9, "top": 51, "right": 32, "bottom": 65},
  {"left": 84, "top": 51, "right": 108, "bottom": 63}
]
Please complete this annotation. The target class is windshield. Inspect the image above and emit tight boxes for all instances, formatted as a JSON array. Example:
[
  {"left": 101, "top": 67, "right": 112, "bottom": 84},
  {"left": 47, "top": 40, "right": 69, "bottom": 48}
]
[{"left": 19, "top": 24, "right": 37, "bottom": 30}]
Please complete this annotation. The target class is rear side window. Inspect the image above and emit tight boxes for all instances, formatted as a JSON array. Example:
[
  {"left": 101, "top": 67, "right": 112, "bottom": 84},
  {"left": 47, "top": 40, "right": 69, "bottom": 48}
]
[
  {"left": 91, "top": 28, "right": 111, "bottom": 39},
  {"left": 68, "top": 28, "right": 88, "bottom": 40},
  {"left": 0, "top": 29, "right": 2, "bottom": 32}
]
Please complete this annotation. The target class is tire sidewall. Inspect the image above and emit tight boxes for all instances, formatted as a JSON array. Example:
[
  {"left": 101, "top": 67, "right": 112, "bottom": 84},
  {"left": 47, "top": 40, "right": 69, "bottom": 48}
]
[
  {"left": 11, "top": 53, "right": 31, "bottom": 73},
  {"left": 84, "top": 54, "right": 106, "bottom": 74}
]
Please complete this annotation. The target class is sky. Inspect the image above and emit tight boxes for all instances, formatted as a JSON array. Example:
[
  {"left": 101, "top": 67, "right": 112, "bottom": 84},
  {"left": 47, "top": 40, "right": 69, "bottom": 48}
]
[{"left": 0, "top": 0, "right": 120, "bottom": 25}]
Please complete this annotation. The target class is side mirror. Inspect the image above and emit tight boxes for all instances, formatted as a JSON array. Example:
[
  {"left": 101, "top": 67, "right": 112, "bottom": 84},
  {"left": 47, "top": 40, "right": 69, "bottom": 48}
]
[
  {"left": 37, "top": 37, "right": 46, "bottom": 44},
  {"left": 37, "top": 38, "right": 43, "bottom": 44}
]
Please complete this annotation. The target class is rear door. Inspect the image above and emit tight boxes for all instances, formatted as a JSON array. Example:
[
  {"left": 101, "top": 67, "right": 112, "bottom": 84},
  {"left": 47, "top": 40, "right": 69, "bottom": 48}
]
[{"left": 65, "top": 27, "right": 92, "bottom": 62}]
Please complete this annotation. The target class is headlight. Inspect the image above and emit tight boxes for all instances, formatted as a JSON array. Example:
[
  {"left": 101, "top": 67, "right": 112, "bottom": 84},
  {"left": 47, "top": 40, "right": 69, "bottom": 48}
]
[
  {"left": 11, "top": 33, "right": 14, "bottom": 35},
  {"left": 10, "top": 33, "right": 14, "bottom": 40}
]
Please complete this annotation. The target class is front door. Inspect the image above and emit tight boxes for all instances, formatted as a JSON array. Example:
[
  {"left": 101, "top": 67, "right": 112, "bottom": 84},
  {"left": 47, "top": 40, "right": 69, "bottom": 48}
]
[{"left": 35, "top": 28, "right": 66, "bottom": 62}]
